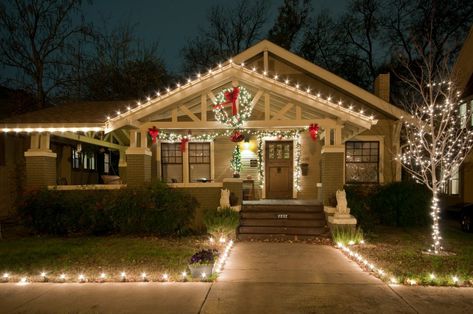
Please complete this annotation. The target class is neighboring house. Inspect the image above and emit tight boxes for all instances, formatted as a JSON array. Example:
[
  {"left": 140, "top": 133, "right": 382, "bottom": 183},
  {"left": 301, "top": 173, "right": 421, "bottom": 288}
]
[
  {"left": 0, "top": 40, "right": 408, "bottom": 217},
  {"left": 447, "top": 26, "right": 473, "bottom": 206}
]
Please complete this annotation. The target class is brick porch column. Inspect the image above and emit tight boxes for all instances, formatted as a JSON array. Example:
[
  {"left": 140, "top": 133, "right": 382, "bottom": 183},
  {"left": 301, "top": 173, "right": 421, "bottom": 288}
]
[
  {"left": 24, "top": 133, "right": 57, "bottom": 189},
  {"left": 321, "top": 126, "right": 345, "bottom": 205},
  {"left": 126, "top": 130, "right": 151, "bottom": 187}
]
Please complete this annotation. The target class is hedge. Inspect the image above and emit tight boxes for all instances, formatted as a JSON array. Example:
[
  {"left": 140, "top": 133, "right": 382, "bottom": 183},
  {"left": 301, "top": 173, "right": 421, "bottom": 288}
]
[{"left": 18, "top": 182, "right": 198, "bottom": 236}]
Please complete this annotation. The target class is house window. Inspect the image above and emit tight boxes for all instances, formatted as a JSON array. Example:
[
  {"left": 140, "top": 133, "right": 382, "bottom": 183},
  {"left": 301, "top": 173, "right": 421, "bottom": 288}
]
[
  {"left": 104, "top": 153, "right": 110, "bottom": 174},
  {"left": 345, "top": 141, "right": 379, "bottom": 183},
  {"left": 444, "top": 167, "right": 460, "bottom": 195},
  {"left": 72, "top": 148, "right": 80, "bottom": 169},
  {"left": 460, "top": 100, "right": 473, "bottom": 128},
  {"left": 188, "top": 142, "right": 211, "bottom": 182},
  {"left": 161, "top": 143, "right": 183, "bottom": 183},
  {"left": 82, "top": 153, "right": 96, "bottom": 170}
]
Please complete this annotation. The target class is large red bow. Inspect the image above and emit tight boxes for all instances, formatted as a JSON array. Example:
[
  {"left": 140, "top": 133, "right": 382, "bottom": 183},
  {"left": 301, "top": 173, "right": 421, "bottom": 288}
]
[
  {"left": 309, "top": 123, "right": 319, "bottom": 142},
  {"left": 180, "top": 137, "right": 189, "bottom": 153},
  {"left": 213, "top": 87, "right": 239, "bottom": 116},
  {"left": 148, "top": 126, "right": 159, "bottom": 144}
]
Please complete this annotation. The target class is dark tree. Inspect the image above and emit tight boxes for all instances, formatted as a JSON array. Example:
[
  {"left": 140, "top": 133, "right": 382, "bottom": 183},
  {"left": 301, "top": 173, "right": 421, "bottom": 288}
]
[
  {"left": 82, "top": 23, "right": 171, "bottom": 101},
  {"left": 181, "top": 0, "right": 268, "bottom": 75},
  {"left": 267, "top": 0, "right": 311, "bottom": 50},
  {"left": 0, "top": 0, "right": 91, "bottom": 108}
]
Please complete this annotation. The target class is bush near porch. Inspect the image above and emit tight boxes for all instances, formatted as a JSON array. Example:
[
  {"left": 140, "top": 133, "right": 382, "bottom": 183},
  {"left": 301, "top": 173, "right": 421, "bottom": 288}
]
[
  {"left": 345, "top": 180, "right": 432, "bottom": 231},
  {"left": 18, "top": 182, "right": 198, "bottom": 236}
]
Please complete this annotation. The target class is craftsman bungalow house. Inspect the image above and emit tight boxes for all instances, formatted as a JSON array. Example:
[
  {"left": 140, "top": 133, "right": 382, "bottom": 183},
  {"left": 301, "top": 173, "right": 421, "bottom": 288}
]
[{"left": 0, "top": 40, "right": 408, "bottom": 221}]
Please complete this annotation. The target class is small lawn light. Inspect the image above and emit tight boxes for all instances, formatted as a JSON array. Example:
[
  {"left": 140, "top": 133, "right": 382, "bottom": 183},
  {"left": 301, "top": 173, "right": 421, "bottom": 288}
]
[
  {"left": 2, "top": 272, "right": 9, "bottom": 282},
  {"left": 99, "top": 273, "right": 107, "bottom": 282},
  {"left": 201, "top": 272, "right": 207, "bottom": 280},
  {"left": 78, "top": 274, "right": 86, "bottom": 283},
  {"left": 120, "top": 272, "right": 127, "bottom": 282},
  {"left": 59, "top": 273, "right": 67, "bottom": 282},
  {"left": 452, "top": 275, "right": 459, "bottom": 284},
  {"left": 219, "top": 237, "right": 226, "bottom": 244},
  {"left": 162, "top": 273, "right": 169, "bottom": 282},
  {"left": 430, "top": 273, "right": 436, "bottom": 280},
  {"left": 19, "top": 277, "right": 28, "bottom": 285},
  {"left": 40, "top": 272, "right": 48, "bottom": 282},
  {"left": 141, "top": 272, "right": 148, "bottom": 282},
  {"left": 390, "top": 277, "right": 398, "bottom": 284}
]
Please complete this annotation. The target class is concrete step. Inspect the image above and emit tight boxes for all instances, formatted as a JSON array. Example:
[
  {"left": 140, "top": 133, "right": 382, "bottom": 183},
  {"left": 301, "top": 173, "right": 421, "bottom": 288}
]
[
  {"left": 238, "top": 226, "right": 327, "bottom": 235},
  {"left": 238, "top": 233, "right": 329, "bottom": 241},
  {"left": 240, "top": 218, "right": 326, "bottom": 227},
  {"left": 240, "top": 211, "right": 325, "bottom": 220},
  {"left": 242, "top": 205, "right": 323, "bottom": 212}
]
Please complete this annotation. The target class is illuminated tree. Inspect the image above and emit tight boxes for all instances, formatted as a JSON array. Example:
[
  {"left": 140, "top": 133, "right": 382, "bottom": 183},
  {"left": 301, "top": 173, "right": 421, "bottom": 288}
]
[{"left": 397, "top": 49, "right": 473, "bottom": 254}]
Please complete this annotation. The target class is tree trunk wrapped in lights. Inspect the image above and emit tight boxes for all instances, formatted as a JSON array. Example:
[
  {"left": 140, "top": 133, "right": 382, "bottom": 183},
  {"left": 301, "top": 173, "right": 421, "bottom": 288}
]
[{"left": 397, "top": 55, "right": 473, "bottom": 255}]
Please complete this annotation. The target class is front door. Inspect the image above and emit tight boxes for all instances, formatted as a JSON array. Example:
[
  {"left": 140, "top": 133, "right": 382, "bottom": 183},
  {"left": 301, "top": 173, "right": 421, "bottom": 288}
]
[{"left": 265, "top": 141, "right": 293, "bottom": 199}]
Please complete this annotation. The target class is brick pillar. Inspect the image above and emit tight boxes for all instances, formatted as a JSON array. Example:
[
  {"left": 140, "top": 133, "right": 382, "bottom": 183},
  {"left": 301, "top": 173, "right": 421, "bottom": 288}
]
[
  {"left": 24, "top": 133, "right": 57, "bottom": 189},
  {"left": 223, "top": 178, "right": 243, "bottom": 206},
  {"left": 321, "top": 146, "right": 345, "bottom": 205},
  {"left": 126, "top": 148, "right": 151, "bottom": 187}
]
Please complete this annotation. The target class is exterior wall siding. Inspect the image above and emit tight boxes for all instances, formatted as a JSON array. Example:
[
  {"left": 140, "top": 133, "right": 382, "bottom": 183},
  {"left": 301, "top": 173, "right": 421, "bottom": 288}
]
[{"left": 299, "top": 132, "right": 321, "bottom": 200}]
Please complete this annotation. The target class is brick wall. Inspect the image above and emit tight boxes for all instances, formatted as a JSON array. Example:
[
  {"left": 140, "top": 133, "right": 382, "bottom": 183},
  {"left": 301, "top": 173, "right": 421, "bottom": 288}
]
[
  {"left": 25, "top": 155, "right": 56, "bottom": 189},
  {"left": 321, "top": 152, "right": 344, "bottom": 205},
  {"left": 126, "top": 154, "right": 151, "bottom": 187}
]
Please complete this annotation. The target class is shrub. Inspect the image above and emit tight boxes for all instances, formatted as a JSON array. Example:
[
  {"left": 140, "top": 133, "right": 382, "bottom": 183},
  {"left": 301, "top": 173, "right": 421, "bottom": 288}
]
[
  {"left": 371, "top": 181, "right": 431, "bottom": 227},
  {"left": 18, "top": 181, "right": 198, "bottom": 236},
  {"left": 331, "top": 227, "right": 364, "bottom": 246},
  {"left": 203, "top": 207, "right": 240, "bottom": 239},
  {"left": 344, "top": 184, "right": 380, "bottom": 232}
]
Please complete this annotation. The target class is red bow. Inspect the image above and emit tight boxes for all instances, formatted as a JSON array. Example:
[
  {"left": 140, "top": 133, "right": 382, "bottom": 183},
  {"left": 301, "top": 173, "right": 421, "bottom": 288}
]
[
  {"left": 214, "top": 87, "right": 239, "bottom": 116},
  {"left": 309, "top": 123, "right": 319, "bottom": 142},
  {"left": 180, "top": 137, "right": 189, "bottom": 152},
  {"left": 230, "top": 130, "right": 245, "bottom": 142},
  {"left": 148, "top": 126, "right": 159, "bottom": 144}
]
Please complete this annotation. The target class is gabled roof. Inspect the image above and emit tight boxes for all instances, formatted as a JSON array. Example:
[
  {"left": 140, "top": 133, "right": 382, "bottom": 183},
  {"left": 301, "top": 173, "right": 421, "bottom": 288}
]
[{"left": 233, "top": 40, "right": 408, "bottom": 120}]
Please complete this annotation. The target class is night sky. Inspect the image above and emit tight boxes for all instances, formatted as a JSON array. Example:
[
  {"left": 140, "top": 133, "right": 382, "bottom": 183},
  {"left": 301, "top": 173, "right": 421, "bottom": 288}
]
[{"left": 85, "top": 0, "right": 348, "bottom": 73}]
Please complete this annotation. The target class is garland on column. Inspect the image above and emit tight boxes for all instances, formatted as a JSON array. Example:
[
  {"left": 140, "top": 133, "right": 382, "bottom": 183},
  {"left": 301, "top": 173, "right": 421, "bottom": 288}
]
[{"left": 230, "top": 145, "right": 242, "bottom": 175}]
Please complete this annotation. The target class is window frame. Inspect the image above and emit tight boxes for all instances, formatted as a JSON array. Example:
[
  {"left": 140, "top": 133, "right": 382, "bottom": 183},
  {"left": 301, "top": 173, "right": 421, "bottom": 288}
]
[
  {"left": 345, "top": 141, "right": 380, "bottom": 184},
  {"left": 188, "top": 142, "right": 211, "bottom": 182},
  {"left": 160, "top": 142, "right": 184, "bottom": 183}
]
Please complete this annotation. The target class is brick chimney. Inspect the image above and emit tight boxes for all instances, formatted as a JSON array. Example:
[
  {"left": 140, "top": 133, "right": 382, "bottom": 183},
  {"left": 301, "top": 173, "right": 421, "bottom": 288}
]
[{"left": 374, "top": 73, "right": 390, "bottom": 102}]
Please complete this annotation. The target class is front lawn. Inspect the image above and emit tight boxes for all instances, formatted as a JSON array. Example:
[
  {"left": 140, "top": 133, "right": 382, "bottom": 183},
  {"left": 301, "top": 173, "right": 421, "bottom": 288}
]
[
  {"left": 0, "top": 236, "right": 211, "bottom": 281},
  {"left": 356, "top": 223, "right": 473, "bottom": 285}
]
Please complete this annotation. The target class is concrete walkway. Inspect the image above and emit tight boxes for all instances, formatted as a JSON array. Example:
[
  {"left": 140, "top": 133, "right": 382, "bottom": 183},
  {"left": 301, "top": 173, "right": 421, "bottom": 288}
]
[{"left": 1, "top": 242, "right": 473, "bottom": 313}]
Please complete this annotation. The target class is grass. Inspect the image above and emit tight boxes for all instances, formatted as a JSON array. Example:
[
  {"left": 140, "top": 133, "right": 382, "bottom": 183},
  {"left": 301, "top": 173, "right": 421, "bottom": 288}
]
[
  {"left": 0, "top": 235, "right": 212, "bottom": 281},
  {"left": 355, "top": 222, "right": 473, "bottom": 285}
]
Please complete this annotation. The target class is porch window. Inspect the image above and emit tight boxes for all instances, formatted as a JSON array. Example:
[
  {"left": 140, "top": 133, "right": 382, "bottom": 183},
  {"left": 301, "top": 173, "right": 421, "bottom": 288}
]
[
  {"left": 188, "top": 142, "right": 211, "bottom": 182},
  {"left": 72, "top": 148, "right": 80, "bottom": 169},
  {"left": 345, "top": 141, "right": 379, "bottom": 183},
  {"left": 104, "top": 153, "right": 110, "bottom": 174},
  {"left": 459, "top": 100, "right": 473, "bottom": 128},
  {"left": 82, "top": 153, "right": 96, "bottom": 170},
  {"left": 161, "top": 143, "right": 183, "bottom": 183}
]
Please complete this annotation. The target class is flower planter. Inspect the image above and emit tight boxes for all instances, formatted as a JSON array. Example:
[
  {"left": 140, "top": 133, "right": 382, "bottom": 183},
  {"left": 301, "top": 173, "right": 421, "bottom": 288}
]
[{"left": 188, "top": 263, "right": 214, "bottom": 278}]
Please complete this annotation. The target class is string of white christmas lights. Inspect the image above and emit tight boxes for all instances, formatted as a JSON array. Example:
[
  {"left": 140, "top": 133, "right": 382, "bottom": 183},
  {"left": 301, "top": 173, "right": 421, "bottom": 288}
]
[{"left": 0, "top": 239, "right": 234, "bottom": 284}]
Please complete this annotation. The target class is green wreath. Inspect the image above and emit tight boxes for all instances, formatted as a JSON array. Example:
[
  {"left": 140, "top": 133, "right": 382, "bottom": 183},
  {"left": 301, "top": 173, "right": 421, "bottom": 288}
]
[{"left": 212, "top": 86, "right": 253, "bottom": 128}]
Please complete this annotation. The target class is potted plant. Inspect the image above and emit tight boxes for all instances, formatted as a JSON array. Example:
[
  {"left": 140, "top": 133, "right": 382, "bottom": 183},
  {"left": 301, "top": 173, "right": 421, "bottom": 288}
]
[{"left": 188, "top": 249, "right": 217, "bottom": 278}]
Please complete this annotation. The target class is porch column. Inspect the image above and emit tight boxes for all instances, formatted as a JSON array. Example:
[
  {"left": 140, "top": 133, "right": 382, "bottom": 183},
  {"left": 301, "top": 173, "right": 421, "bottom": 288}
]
[
  {"left": 118, "top": 149, "right": 127, "bottom": 184},
  {"left": 126, "top": 130, "right": 151, "bottom": 187},
  {"left": 24, "top": 133, "right": 57, "bottom": 189},
  {"left": 321, "top": 126, "right": 345, "bottom": 205}
]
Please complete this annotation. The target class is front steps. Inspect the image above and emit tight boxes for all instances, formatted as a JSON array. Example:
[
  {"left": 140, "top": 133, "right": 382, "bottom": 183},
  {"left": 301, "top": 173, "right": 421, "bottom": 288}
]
[{"left": 238, "top": 200, "right": 329, "bottom": 240}]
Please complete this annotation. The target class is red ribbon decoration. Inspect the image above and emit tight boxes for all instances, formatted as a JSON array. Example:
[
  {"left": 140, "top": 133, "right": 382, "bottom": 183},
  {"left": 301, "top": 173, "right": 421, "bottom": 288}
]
[
  {"left": 230, "top": 130, "right": 245, "bottom": 142},
  {"left": 180, "top": 137, "right": 189, "bottom": 152},
  {"left": 213, "top": 87, "right": 240, "bottom": 116},
  {"left": 309, "top": 123, "right": 319, "bottom": 142},
  {"left": 148, "top": 126, "right": 159, "bottom": 144}
]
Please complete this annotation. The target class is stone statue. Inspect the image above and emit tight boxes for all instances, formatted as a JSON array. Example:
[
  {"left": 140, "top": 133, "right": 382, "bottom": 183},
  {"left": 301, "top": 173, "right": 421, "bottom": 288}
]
[
  {"left": 335, "top": 189, "right": 350, "bottom": 216},
  {"left": 219, "top": 189, "right": 231, "bottom": 209}
]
